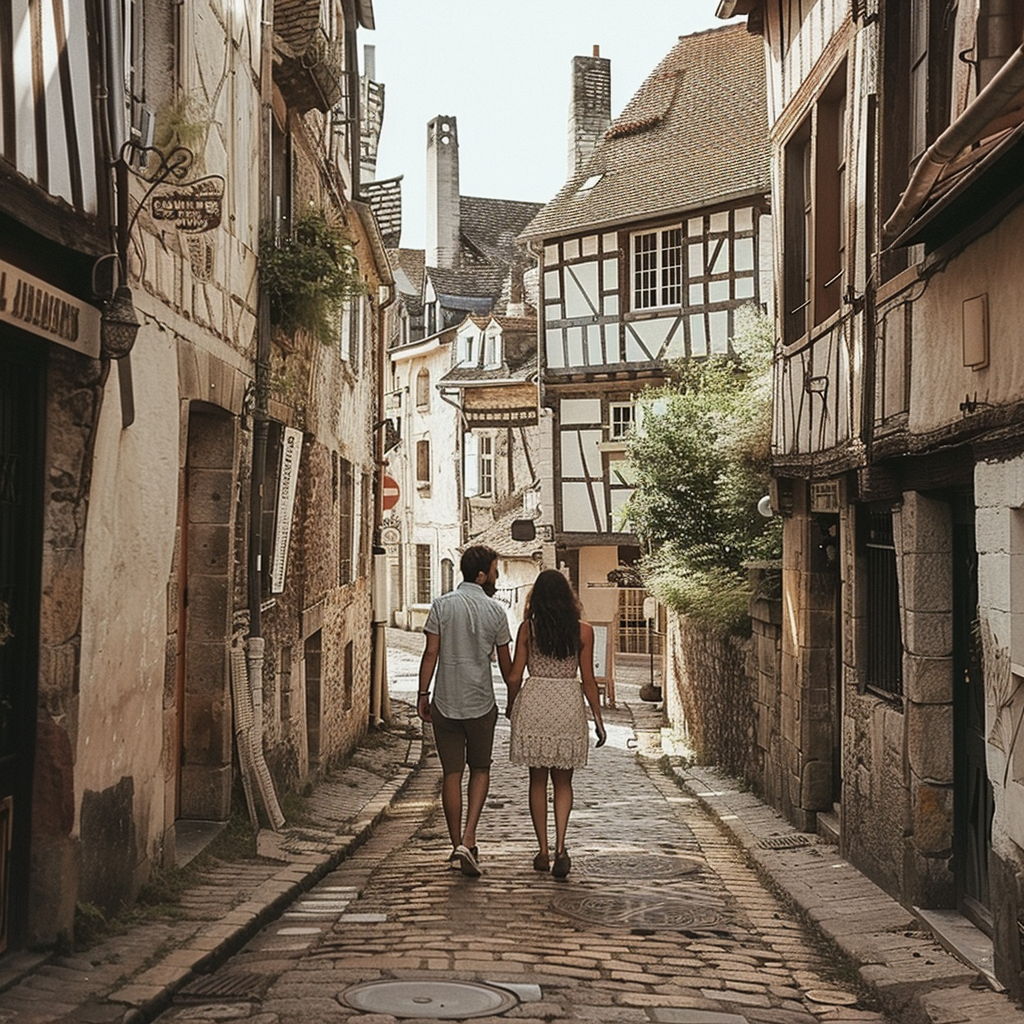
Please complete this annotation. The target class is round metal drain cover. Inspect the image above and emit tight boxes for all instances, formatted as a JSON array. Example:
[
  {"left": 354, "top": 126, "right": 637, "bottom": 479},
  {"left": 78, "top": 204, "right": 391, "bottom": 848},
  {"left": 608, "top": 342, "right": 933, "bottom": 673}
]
[
  {"left": 575, "top": 852, "right": 703, "bottom": 878},
  {"left": 338, "top": 980, "right": 518, "bottom": 1019},
  {"left": 551, "top": 890, "right": 732, "bottom": 930}
]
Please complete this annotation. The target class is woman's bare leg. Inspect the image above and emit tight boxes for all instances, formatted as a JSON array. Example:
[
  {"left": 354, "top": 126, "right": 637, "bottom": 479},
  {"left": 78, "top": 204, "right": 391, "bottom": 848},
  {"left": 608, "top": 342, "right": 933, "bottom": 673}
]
[
  {"left": 528, "top": 767, "right": 550, "bottom": 856},
  {"left": 551, "top": 767, "right": 574, "bottom": 853}
]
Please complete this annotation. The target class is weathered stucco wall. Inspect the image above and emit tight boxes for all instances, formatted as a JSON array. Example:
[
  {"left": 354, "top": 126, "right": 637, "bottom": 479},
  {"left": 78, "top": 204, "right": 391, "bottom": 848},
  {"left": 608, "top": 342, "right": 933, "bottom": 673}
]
[{"left": 76, "top": 322, "right": 181, "bottom": 912}]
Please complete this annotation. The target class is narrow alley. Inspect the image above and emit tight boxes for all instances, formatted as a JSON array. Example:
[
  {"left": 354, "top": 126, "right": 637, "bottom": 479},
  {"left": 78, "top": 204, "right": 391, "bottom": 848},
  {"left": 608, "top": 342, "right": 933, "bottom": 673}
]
[{"left": 132, "top": 634, "right": 880, "bottom": 1024}]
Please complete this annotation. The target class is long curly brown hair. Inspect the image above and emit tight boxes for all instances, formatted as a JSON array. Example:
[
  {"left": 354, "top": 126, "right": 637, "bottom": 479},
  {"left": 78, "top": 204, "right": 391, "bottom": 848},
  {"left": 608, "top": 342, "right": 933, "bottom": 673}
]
[{"left": 525, "top": 570, "right": 582, "bottom": 660}]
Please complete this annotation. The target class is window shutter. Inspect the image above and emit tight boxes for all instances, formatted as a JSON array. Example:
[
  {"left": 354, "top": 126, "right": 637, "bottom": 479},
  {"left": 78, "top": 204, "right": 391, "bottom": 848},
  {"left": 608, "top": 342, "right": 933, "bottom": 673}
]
[{"left": 464, "top": 432, "right": 479, "bottom": 497}]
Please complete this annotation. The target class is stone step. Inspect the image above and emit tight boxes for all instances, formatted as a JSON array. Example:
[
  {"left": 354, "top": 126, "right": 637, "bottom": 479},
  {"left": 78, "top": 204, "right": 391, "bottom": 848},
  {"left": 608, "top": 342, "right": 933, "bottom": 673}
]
[{"left": 816, "top": 808, "right": 840, "bottom": 845}]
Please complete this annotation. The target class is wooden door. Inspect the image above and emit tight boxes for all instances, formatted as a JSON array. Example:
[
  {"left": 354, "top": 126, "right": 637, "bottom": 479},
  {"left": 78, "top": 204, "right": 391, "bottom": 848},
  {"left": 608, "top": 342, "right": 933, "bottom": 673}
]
[
  {"left": 0, "top": 337, "right": 43, "bottom": 950},
  {"left": 953, "top": 505, "right": 993, "bottom": 932}
]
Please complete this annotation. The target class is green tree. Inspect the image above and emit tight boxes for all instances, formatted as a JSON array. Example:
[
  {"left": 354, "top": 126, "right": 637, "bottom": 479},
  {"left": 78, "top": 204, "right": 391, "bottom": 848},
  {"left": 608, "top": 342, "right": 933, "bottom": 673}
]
[{"left": 624, "top": 306, "right": 779, "bottom": 633}]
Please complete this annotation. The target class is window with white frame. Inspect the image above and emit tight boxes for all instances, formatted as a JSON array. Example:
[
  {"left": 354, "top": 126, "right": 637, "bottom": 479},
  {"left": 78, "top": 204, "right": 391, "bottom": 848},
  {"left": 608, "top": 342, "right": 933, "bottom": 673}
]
[
  {"left": 478, "top": 435, "right": 494, "bottom": 496},
  {"left": 608, "top": 402, "right": 635, "bottom": 440},
  {"left": 632, "top": 227, "right": 682, "bottom": 309},
  {"left": 457, "top": 331, "right": 477, "bottom": 367},
  {"left": 483, "top": 329, "right": 501, "bottom": 368}
]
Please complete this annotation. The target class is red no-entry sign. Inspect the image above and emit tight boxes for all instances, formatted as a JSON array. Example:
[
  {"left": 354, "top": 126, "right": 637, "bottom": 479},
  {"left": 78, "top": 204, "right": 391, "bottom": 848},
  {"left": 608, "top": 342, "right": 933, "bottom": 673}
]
[{"left": 382, "top": 474, "right": 400, "bottom": 511}]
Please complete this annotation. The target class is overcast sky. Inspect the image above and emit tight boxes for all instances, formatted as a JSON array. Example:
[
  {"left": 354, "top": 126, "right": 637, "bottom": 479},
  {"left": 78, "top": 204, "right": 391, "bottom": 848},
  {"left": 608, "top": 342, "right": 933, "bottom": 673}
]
[{"left": 365, "top": 0, "right": 742, "bottom": 250}]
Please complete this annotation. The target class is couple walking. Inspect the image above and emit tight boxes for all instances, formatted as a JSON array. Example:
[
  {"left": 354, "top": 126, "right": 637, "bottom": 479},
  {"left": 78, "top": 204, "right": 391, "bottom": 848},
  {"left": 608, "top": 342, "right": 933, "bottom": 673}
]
[{"left": 417, "top": 545, "right": 607, "bottom": 880}]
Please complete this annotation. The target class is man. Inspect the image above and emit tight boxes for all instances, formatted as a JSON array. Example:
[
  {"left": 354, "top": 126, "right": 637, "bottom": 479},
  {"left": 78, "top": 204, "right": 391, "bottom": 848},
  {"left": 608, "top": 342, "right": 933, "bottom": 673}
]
[{"left": 417, "top": 545, "right": 512, "bottom": 877}]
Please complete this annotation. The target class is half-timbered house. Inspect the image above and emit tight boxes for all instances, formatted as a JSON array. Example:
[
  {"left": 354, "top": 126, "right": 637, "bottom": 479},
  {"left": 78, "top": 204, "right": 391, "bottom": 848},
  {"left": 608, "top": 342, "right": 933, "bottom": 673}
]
[
  {"left": 519, "top": 28, "right": 771, "bottom": 661},
  {"left": 440, "top": 313, "right": 547, "bottom": 629},
  {"left": 724, "top": 0, "right": 1024, "bottom": 995}
]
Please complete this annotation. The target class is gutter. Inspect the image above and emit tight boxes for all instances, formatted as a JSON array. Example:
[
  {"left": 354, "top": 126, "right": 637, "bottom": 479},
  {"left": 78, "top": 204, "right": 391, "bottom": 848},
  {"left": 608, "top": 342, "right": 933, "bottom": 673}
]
[{"left": 883, "top": 43, "right": 1024, "bottom": 243}]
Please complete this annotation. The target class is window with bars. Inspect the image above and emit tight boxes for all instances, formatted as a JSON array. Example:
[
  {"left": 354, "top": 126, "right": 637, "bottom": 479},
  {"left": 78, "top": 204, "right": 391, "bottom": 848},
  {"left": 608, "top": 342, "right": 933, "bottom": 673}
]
[
  {"left": 415, "top": 544, "right": 432, "bottom": 604},
  {"left": 863, "top": 508, "right": 903, "bottom": 698},
  {"left": 632, "top": 227, "right": 682, "bottom": 309}
]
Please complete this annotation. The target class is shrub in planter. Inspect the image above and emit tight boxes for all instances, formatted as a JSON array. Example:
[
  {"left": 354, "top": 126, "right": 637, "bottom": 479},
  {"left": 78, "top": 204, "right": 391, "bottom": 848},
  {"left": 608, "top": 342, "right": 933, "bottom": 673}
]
[{"left": 260, "top": 207, "right": 364, "bottom": 345}]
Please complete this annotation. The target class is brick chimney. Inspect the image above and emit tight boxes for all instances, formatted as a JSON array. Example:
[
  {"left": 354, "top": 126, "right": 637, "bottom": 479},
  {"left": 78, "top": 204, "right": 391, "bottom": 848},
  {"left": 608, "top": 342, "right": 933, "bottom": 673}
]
[
  {"left": 426, "top": 116, "right": 460, "bottom": 268},
  {"left": 568, "top": 46, "right": 611, "bottom": 176}
]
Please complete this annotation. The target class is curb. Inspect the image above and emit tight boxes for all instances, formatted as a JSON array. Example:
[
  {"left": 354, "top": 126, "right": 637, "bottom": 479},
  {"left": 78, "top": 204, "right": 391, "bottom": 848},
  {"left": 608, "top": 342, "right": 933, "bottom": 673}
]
[
  {"left": 672, "top": 765, "right": 1024, "bottom": 1024},
  {"left": 113, "top": 732, "right": 426, "bottom": 1024}
]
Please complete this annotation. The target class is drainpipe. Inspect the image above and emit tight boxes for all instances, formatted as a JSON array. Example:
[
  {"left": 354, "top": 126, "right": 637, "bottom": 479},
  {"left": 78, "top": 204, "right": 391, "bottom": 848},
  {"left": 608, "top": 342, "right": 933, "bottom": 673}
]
[
  {"left": 245, "top": 0, "right": 273, "bottom": 773},
  {"left": 883, "top": 41, "right": 1024, "bottom": 243}
]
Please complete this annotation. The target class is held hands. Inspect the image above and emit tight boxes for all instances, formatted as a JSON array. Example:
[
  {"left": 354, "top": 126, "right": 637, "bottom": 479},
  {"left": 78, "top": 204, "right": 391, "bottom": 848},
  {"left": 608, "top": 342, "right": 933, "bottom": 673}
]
[{"left": 594, "top": 720, "right": 607, "bottom": 748}]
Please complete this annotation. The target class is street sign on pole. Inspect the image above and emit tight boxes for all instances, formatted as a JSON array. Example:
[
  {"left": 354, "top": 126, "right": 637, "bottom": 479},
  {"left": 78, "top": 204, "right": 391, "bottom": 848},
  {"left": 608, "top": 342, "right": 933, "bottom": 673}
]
[{"left": 382, "top": 474, "right": 400, "bottom": 511}]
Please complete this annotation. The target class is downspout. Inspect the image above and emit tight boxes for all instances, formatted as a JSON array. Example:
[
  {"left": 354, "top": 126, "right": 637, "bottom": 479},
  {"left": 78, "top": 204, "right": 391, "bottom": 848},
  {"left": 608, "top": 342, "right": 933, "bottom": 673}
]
[
  {"left": 438, "top": 386, "right": 468, "bottom": 547},
  {"left": 883, "top": 42, "right": 1024, "bottom": 243},
  {"left": 243, "top": 0, "right": 274, "bottom": 813}
]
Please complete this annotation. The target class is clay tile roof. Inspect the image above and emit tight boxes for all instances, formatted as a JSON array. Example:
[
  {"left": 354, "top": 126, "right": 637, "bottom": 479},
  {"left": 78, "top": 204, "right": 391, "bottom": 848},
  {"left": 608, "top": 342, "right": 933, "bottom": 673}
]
[
  {"left": 362, "top": 176, "right": 403, "bottom": 248},
  {"left": 428, "top": 264, "right": 508, "bottom": 303},
  {"left": 460, "top": 197, "right": 546, "bottom": 263},
  {"left": 388, "top": 248, "right": 425, "bottom": 294},
  {"left": 520, "top": 24, "right": 770, "bottom": 241}
]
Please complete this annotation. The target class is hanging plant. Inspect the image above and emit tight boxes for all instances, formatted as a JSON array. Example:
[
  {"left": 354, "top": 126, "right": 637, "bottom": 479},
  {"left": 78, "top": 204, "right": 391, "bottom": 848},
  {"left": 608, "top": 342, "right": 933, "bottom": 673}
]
[{"left": 260, "top": 206, "right": 364, "bottom": 345}]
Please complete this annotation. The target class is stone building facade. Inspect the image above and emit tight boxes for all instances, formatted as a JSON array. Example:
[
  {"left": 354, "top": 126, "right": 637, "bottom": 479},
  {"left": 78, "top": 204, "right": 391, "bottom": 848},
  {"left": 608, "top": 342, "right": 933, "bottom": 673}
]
[
  {"left": 722, "top": 0, "right": 1024, "bottom": 996},
  {"left": 0, "top": 0, "right": 389, "bottom": 952}
]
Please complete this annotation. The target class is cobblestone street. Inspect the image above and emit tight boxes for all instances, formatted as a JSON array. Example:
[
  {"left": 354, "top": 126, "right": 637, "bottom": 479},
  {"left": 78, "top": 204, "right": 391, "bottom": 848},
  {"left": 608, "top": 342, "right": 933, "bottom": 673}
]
[{"left": 145, "top": 638, "right": 883, "bottom": 1024}]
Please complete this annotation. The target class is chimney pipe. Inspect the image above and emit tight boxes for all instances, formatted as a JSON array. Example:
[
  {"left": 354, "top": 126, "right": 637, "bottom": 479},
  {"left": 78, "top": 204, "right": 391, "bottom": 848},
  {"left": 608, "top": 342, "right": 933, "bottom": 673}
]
[{"left": 568, "top": 50, "right": 611, "bottom": 176}]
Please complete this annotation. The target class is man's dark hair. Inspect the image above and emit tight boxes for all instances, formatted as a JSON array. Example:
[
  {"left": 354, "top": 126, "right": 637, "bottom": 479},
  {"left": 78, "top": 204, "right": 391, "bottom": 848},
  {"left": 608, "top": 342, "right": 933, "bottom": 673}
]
[{"left": 461, "top": 545, "right": 498, "bottom": 582}]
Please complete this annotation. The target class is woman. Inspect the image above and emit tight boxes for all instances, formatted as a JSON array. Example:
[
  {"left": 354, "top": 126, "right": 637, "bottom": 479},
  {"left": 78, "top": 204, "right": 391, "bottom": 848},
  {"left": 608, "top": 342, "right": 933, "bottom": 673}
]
[{"left": 507, "top": 570, "right": 606, "bottom": 879}]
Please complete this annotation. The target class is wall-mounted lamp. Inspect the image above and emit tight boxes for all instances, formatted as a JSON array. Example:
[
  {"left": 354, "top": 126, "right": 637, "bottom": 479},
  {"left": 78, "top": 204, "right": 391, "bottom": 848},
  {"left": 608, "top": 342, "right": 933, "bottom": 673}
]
[
  {"left": 757, "top": 494, "right": 773, "bottom": 518},
  {"left": 100, "top": 284, "right": 141, "bottom": 359}
]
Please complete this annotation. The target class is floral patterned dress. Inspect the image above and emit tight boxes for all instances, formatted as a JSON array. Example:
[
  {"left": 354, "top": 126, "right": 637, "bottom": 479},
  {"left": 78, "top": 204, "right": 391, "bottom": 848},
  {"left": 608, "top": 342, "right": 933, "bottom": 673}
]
[{"left": 508, "top": 636, "right": 589, "bottom": 769}]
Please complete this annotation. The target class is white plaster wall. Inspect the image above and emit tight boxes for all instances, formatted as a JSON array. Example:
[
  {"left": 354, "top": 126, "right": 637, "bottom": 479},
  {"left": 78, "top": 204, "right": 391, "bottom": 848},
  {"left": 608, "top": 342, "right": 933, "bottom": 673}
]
[
  {"left": 975, "top": 456, "right": 1024, "bottom": 854},
  {"left": 908, "top": 205, "right": 1024, "bottom": 436},
  {"left": 392, "top": 342, "right": 460, "bottom": 615},
  {"left": 77, "top": 321, "right": 180, "bottom": 853}
]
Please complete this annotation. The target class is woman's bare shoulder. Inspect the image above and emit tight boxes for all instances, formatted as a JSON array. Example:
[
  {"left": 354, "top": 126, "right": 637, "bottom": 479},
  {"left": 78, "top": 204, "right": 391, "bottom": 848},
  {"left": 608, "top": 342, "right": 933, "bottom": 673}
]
[{"left": 579, "top": 620, "right": 594, "bottom": 642}]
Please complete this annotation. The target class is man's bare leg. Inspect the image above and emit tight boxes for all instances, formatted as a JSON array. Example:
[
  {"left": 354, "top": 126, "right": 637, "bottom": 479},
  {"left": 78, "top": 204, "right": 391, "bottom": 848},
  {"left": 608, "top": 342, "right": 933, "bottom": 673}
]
[
  {"left": 441, "top": 771, "right": 464, "bottom": 849},
  {"left": 461, "top": 766, "right": 490, "bottom": 850}
]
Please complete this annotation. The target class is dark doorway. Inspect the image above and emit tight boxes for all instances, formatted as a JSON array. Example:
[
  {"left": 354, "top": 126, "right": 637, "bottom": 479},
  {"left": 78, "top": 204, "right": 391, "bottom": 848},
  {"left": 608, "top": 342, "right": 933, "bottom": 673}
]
[
  {"left": 952, "top": 497, "right": 993, "bottom": 933},
  {"left": 0, "top": 337, "right": 44, "bottom": 951}
]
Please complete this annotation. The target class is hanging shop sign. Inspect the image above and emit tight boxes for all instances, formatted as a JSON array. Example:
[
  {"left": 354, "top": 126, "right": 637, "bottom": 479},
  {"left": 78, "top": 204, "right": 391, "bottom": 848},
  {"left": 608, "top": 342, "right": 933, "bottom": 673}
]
[
  {"left": 271, "top": 427, "right": 303, "bottom": 594},
  {"left": 0, "top": 259, "right": 100, "bottom": 357},
  {"left": 151, "top": 175, "right": 225, "bottom": 233}
]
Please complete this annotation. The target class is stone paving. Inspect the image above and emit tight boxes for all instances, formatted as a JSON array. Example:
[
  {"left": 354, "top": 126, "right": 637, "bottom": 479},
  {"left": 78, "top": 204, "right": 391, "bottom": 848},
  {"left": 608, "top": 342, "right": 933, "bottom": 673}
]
[
  {"left": 144, "top": 693, "right": 887, "bottom": 1024},
  {"left": 0, "top": 630, "right": 1019, "bottom": 1024}
]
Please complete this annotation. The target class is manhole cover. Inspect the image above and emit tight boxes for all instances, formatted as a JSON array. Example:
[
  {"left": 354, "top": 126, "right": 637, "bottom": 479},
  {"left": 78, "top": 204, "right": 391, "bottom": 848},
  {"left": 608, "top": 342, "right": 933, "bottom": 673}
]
[
  {"left": 338, "top": 980, "right": 519, "bottom": 1019},
  {"left": 756, "top": 834, "right": 813, "bottom": 849},
  {"left": 575, "top": 853, "right": 703, "bottom": 878},
  {"left": 176, "top": 972, "right": 272, "bottom": 1002},
  {"left": 551, "top": 891, "right": 732, "bottom": 930}
]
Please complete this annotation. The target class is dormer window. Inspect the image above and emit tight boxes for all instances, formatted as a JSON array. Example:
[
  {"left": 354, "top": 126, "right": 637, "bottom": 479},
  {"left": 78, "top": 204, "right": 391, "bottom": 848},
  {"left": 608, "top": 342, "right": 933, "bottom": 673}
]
[
  {"left": 457, "top": 331, "right": 478, "bottom": 367},
  {"left": 484, "top": 330, "right": 501, "bottom": 368}
]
